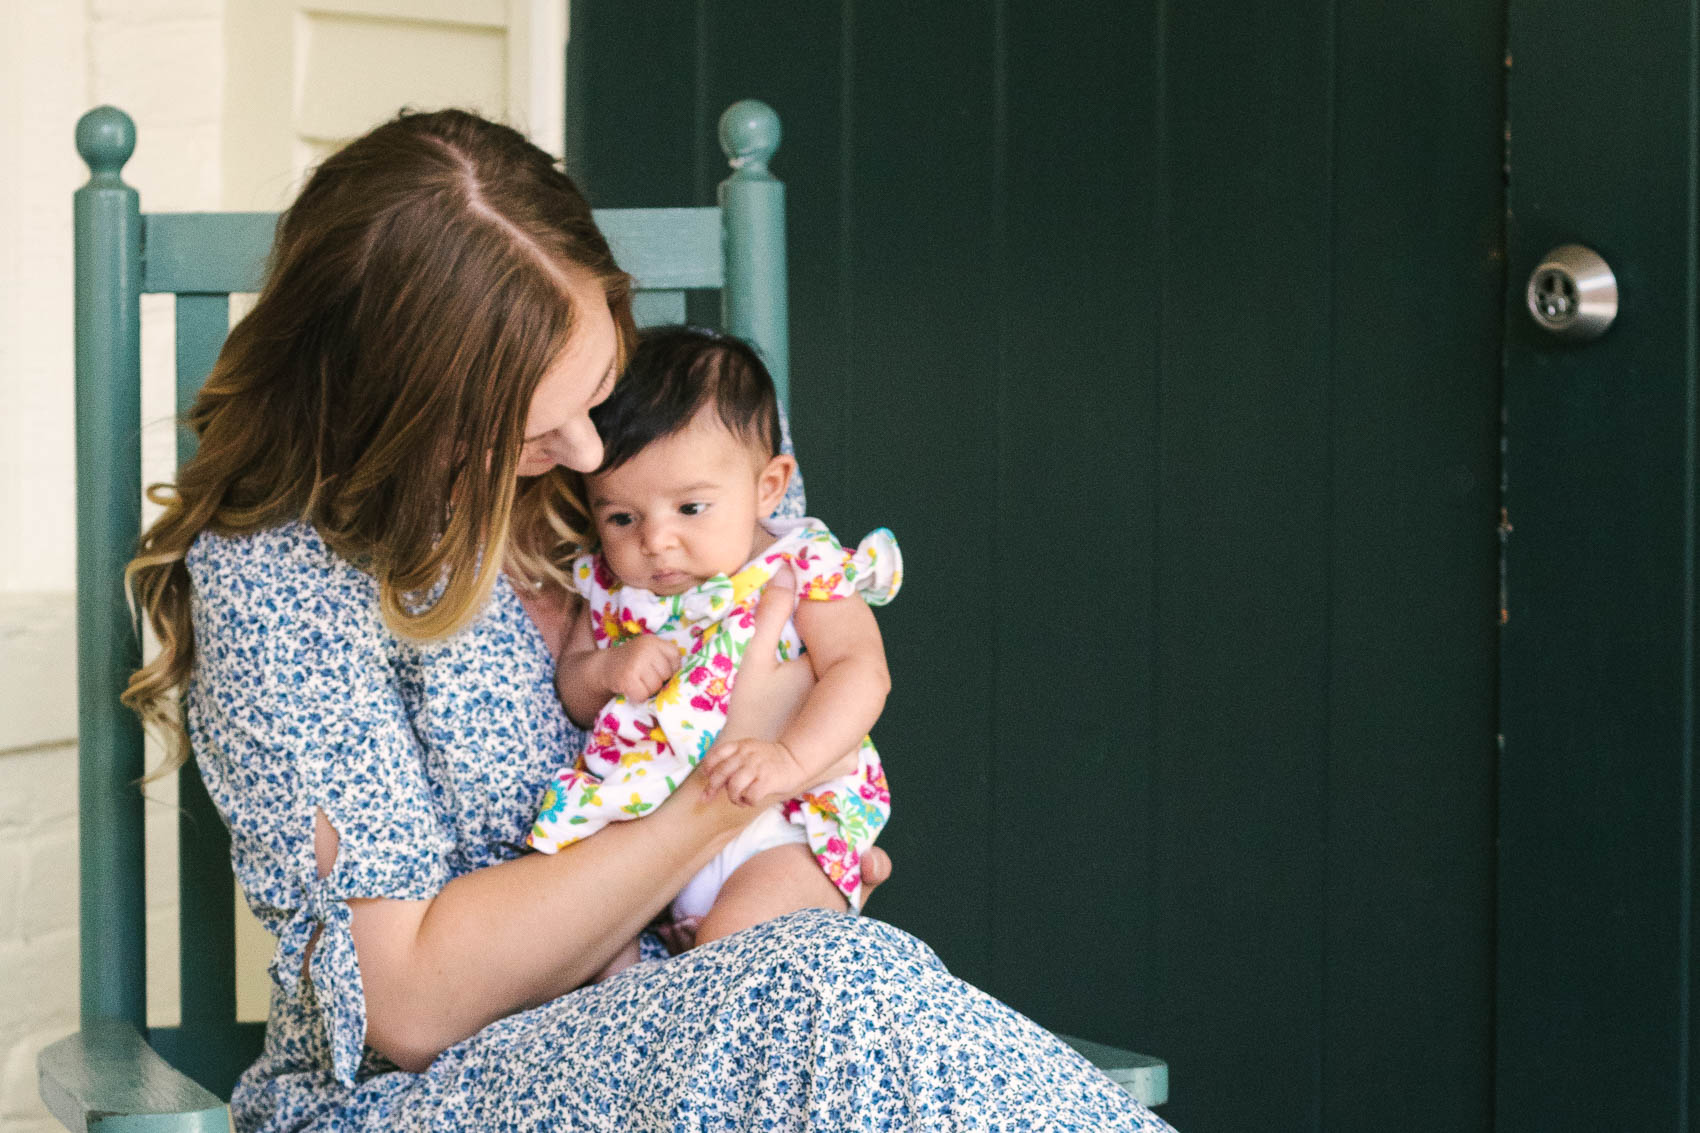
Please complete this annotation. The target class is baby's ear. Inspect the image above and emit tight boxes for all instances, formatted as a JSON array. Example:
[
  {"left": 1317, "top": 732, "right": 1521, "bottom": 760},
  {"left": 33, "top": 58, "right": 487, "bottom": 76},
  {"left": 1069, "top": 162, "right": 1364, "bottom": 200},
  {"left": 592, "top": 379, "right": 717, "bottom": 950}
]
[{"left": 756, "top": 453, "right": 796, "bottom": 515}]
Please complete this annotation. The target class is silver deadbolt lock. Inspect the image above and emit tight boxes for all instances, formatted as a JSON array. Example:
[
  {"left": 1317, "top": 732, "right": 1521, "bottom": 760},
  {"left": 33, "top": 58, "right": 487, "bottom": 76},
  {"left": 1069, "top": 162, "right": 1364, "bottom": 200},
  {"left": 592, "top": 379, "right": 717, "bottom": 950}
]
[{"left": 1526, "top": 244, "right": 1617, "bottom": 341}]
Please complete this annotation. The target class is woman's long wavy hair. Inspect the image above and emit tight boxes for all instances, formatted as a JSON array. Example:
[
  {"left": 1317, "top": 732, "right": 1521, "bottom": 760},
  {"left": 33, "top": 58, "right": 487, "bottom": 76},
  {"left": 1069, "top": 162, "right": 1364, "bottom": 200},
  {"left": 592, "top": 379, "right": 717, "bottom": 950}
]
[{"left": 125, "top": 109, "right": 634, "bottom": 774}]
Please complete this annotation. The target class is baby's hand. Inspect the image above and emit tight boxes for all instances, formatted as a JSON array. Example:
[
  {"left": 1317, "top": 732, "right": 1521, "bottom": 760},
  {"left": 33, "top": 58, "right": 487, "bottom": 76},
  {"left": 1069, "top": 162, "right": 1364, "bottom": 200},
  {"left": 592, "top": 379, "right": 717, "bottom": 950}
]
[
  {"left": 598, "top": 636, "right": 680, "bottom": 702},
  {"left": 698, "top": 738, "right": 810, "bottom": 807}
]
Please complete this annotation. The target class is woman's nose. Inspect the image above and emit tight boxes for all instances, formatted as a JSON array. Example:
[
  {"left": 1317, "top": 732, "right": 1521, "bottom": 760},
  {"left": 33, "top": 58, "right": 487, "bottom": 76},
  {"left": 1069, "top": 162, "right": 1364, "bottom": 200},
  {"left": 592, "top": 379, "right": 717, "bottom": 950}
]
[{"left": 549, "top": 417, "right": 604, "bottom": 474}]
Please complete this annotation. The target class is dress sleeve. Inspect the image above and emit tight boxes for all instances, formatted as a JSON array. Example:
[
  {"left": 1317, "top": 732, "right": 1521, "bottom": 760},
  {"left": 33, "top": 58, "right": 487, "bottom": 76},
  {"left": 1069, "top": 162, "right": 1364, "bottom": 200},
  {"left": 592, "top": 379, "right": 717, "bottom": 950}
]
[
  {"left": 567, "top": 551, "right": 603, "bottom": 601},
  {"left": 789, "top": 525, "right": 903, "bottom": 607},
  {"left": 186, "top": 530, "right": 454, "bottom": 1087}
]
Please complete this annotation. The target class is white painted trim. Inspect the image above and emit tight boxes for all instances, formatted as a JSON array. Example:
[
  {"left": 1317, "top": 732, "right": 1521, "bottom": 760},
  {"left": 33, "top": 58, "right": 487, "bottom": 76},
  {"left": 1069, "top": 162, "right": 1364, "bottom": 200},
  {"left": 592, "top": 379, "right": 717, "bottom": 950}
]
[
  {"left": 0, "top": 592, "right": 77, "bottom": 754},
  {"left": 515, "top": 0, "right": 567, "bottom": 157}
]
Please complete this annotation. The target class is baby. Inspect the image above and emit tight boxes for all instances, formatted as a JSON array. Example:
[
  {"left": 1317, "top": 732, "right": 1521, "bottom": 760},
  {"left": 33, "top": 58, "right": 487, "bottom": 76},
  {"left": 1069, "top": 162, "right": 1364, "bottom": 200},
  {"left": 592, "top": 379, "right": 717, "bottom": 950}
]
[{"left": 527, "top": 325, "right": 900, "bottom": 971}]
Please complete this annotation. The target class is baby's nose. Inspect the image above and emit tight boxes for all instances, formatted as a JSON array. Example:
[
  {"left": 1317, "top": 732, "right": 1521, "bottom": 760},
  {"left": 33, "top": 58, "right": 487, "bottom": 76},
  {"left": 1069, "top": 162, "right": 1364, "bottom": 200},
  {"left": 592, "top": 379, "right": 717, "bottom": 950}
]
[{"left": 640, "top": 522, "right": 674, "bottom": 553}]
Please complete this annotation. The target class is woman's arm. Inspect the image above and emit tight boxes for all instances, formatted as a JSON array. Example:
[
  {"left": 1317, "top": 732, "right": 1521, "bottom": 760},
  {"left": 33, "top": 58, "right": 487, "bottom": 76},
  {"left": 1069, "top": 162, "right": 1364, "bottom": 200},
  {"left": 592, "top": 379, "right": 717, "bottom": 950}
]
[
  {"left": 328, "top": 571, "right": 813, "bottom": 1071},
  {"left": 337, "top": 774, "right": 746, "bottom": 1069},
  {"left": 699, "top": 593, "right": 890, "bottom": 804}
]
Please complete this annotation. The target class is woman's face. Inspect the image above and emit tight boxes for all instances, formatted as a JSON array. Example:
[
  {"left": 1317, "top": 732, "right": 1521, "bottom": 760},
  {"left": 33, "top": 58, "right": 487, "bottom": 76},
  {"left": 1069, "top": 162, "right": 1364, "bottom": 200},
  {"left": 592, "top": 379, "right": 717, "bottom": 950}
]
[{"left": 517, "top": 272, "right": 621, "bottom": 477}]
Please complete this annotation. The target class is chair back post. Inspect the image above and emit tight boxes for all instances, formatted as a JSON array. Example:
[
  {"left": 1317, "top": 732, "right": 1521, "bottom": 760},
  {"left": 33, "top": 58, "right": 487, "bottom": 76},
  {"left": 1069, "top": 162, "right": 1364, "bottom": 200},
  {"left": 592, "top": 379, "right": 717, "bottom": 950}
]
[
  {"left": 716, "top": 100, "right": 790, "bottom": 410},
  {"left": 72, "top": 106, "right": 148, "bottom": 1030}
]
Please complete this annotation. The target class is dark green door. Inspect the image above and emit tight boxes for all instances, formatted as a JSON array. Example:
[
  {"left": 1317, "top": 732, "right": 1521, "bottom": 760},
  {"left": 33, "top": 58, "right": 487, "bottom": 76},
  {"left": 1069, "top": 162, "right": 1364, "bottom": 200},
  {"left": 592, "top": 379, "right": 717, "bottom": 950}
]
[
  {"left": 570, "top": 3, "right": 1503, "bottom": 1128},
  {"left": 1497, "top": 0, "right": 1700, "bottom": 1128}
]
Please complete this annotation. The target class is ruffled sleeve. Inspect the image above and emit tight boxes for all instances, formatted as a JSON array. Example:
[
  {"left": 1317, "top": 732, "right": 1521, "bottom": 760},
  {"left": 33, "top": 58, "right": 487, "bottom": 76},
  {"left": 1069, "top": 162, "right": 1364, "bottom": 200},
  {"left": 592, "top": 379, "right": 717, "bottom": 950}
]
[
  {"left": 567, "top": 551, "right": 603, "bottom": 602},
  {"left": 185, "top": 524, "right": 454, "bottom": 1088},
  {"left": 785, "top": 523, "right": 903, "bottom": 607}
]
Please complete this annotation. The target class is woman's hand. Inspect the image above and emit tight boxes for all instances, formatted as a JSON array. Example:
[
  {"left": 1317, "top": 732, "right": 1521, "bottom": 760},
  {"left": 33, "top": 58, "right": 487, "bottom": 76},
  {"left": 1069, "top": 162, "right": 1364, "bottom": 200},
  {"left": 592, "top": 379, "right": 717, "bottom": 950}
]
[
  {"left": 719, "top": 566, "right": 814, "bottom": 748},
  {"left": 717, "top": 567, "right": 862, "bottom": 787}
]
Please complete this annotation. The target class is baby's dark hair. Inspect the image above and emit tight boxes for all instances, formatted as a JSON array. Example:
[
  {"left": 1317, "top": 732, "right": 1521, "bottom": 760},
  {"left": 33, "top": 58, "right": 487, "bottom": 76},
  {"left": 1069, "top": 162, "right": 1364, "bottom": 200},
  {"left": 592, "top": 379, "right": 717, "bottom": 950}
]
[{"left": 590, "top": 325, "right": 781, "bottom": 473}]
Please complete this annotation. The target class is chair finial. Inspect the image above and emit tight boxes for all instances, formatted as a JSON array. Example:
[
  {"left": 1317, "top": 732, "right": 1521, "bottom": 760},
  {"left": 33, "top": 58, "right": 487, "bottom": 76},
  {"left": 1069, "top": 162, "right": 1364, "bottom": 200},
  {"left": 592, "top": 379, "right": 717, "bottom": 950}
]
[
  {"left": 719, "top": 100, "right": 781, "bottom": 174},
  {"left": 76, "top": 106, "right": 136, "bottom": 179}
]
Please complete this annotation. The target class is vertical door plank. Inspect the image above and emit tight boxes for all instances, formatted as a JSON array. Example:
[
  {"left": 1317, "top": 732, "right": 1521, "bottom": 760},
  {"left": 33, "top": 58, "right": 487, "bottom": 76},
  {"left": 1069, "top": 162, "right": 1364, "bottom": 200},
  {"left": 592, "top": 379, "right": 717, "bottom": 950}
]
[
  {"left": 992, "top": 0, "right": 1160, "bottom": 1062},
  {"left": 565, "top": 0, "right": 703, "bottom": 207},
  {"left": 1499, "top": 0, "right": 1700, "bottom": 1127},
  {"left": 831, "top": 2, "right": 1003, "bottom": 984},
  {"left": 1325, "top": 4, "right": 1502, "bottom": 1129},
  {"left": 1153, "top": 3, "right": 1334, "bottom": 1126}
]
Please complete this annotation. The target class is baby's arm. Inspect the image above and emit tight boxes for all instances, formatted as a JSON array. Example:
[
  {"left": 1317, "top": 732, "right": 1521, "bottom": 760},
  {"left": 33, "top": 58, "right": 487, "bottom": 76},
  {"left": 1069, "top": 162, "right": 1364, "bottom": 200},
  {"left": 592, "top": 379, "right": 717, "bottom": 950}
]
[
  {"left": 700, "top": 594, "right": 889, "bottom": 803},
  {"left": 555, "top": 601, "right": 680, "bottom": 728}
]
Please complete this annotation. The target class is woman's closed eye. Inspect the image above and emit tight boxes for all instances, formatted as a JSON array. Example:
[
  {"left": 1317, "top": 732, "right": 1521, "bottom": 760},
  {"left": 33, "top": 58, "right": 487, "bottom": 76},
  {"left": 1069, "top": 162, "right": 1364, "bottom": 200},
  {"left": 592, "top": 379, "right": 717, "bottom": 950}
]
[{"left": 590, "top": 367, "right": 616, "bottom": 406}]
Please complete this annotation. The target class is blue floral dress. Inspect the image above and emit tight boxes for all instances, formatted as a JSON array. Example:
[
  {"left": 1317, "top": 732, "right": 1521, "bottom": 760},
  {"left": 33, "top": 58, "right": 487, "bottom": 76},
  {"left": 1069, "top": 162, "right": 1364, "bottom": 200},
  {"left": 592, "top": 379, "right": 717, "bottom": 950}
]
[{"left": 184, "top": 513, "right": 1173, "bottom": 1131}]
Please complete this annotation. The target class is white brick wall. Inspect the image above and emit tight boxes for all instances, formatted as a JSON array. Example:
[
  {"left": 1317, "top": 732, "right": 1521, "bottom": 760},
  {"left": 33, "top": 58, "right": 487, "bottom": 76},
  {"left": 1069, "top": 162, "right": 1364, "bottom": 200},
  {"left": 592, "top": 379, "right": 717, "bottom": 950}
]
[
  {"left": 1, "top": 0, "right": 224, "bottom": 1127},
  {"left": 0, "top": 743, "right": 79, "bottom": 1133}
]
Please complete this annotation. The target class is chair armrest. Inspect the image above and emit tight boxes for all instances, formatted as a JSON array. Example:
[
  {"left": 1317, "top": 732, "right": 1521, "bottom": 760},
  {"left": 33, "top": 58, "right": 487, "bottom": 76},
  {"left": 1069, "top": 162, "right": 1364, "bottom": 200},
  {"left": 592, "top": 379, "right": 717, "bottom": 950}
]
[
  {"left": 37, "top": 1020, "right": 229, "bottom": 1133},
  {"left": 1059, "top": 1033, "right": 1170, "bottom": 1108}
]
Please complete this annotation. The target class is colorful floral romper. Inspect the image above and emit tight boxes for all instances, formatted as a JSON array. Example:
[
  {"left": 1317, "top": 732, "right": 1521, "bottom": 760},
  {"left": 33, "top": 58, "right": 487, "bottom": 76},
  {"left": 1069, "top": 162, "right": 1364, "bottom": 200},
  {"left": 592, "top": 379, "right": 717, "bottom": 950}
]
[{"left": 527, "top": 516, "right": 900, "bottom": 910}]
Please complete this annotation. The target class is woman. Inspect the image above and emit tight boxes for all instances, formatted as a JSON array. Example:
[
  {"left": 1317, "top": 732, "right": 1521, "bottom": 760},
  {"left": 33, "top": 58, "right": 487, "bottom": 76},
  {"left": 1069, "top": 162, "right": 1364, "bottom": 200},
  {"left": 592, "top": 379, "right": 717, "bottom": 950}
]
[{"left": 125, "top": 108, "right": 1173, "bottom": 1131}]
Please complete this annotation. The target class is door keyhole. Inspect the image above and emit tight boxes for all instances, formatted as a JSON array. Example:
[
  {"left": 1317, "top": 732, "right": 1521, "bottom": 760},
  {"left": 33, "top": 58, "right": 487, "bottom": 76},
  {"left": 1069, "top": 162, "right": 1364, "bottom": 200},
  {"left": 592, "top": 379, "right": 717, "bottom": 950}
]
[
  {"left": 1524, "top": 244, "right": 1618, "bottom": 341},
  {"left": 1533, "top": 270, "right": 1577, "bottom": 321}
]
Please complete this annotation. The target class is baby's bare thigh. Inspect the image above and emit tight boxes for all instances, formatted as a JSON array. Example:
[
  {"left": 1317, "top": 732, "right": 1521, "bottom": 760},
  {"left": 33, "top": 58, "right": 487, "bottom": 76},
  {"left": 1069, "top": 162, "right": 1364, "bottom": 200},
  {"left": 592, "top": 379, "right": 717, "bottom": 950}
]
[{"left": 696, "top": 844, "right": 849, "bottom": 945}]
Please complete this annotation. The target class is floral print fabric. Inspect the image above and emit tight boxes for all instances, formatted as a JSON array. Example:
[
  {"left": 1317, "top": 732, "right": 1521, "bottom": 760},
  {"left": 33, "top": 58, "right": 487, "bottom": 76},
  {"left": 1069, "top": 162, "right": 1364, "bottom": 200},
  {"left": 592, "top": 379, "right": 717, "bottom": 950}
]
[{"left": 528, "top": 517, "right": 900, "bottom": 910}]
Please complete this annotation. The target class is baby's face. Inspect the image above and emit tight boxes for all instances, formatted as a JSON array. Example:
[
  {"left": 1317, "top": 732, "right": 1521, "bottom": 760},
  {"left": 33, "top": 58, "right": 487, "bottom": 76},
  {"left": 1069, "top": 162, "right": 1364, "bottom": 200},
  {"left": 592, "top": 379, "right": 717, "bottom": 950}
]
[{"left": 586, "top": 408, "right": 793, "bottom": 595}]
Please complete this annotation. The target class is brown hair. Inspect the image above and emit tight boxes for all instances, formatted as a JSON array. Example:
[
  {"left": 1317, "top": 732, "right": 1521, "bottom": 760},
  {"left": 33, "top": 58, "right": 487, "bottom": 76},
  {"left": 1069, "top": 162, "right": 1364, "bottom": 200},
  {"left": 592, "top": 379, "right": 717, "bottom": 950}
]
[
  {"left": 124, "top": 109, "right": 634, "bottom": 773},
  {"left": 589, "top": 325, "right": 782, "bottom": 475}
]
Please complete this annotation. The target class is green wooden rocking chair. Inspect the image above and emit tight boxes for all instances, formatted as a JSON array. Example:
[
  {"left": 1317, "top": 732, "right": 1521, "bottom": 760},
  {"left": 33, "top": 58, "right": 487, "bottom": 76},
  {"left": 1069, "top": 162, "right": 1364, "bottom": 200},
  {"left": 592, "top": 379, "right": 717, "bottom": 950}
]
[{"left": 41, "top": 100, "right": 1168, "bottom": 1131}]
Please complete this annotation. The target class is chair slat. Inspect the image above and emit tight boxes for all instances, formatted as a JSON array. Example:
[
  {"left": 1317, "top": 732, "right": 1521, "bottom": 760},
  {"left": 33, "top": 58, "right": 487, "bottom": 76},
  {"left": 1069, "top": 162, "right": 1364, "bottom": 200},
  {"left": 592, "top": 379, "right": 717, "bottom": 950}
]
[
  {"left": 1059, "top": 1034, "right": 1170, "bottom": 1108},
  {"left": 173, "top": 294, "right": 243, "bottom": 1042},
  {"left": 594, "top": 208, "right": 723, "bottom": 290},
  {"left": 173, "top": 294, "right": 226, "bottom": 460},
  {"left": 632, "top": 290, "right": 686, "bottom": 328},
  {"left": 142, "top": 209, "right": 726, "bottom": 295},
  {"left": 143, "top": 213, "right": 273, "bottom": 294},
  {"left": 148, "top": 1024, "right": 265, "bottom": 1104},
  {"left": 176, "top": 763, "right": 237, "bottom": 1031}
]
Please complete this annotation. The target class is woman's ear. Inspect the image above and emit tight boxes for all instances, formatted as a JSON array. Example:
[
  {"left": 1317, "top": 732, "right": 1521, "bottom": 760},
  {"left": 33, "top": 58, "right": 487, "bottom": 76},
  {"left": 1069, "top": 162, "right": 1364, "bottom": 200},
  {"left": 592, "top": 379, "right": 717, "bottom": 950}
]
[{"left": 756, "top": 453, "right": 797, "bottom": 516}]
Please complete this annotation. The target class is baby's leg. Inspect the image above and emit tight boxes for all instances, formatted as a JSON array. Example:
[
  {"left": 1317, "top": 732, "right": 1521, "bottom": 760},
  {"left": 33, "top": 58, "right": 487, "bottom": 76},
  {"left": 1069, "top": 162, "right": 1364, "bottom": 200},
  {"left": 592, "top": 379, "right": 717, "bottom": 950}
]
[{"left": 696, "top": 844, "right": 849, "bottom": 946}]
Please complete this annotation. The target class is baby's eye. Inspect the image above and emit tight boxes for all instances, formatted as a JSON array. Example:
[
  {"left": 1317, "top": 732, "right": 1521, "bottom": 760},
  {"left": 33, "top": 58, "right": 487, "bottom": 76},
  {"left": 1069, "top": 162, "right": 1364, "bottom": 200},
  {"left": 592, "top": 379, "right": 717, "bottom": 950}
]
[
  {"left": 679, "top": 503, "right": 705, "bottom": 517},
  {"left": 604, "top": 512, "right": 634, "bottom": 528}
]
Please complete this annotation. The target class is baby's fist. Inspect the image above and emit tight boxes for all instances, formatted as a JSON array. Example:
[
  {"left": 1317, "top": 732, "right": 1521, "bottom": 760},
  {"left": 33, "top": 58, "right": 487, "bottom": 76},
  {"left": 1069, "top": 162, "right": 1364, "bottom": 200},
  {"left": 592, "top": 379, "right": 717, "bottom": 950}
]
[
  {"left": 699, "top": 738, "right": 808, "bottom": 807},
  {"left": 603, "top": 635, "right": 680, "bottom": 702}
]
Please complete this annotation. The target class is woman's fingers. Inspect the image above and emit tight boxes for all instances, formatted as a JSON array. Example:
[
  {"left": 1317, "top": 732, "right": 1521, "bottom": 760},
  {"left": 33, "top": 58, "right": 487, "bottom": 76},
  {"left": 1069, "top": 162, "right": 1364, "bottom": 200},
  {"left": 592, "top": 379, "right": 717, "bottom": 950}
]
[
  {"left": 720, "top": 567, "right": 814, "bottom": 744},
  {"left": 742, "top": 565, "right": 797, "bottom": 672},
  {"left": 860, "top": 846, "right": 893, "bottom": 905}
]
